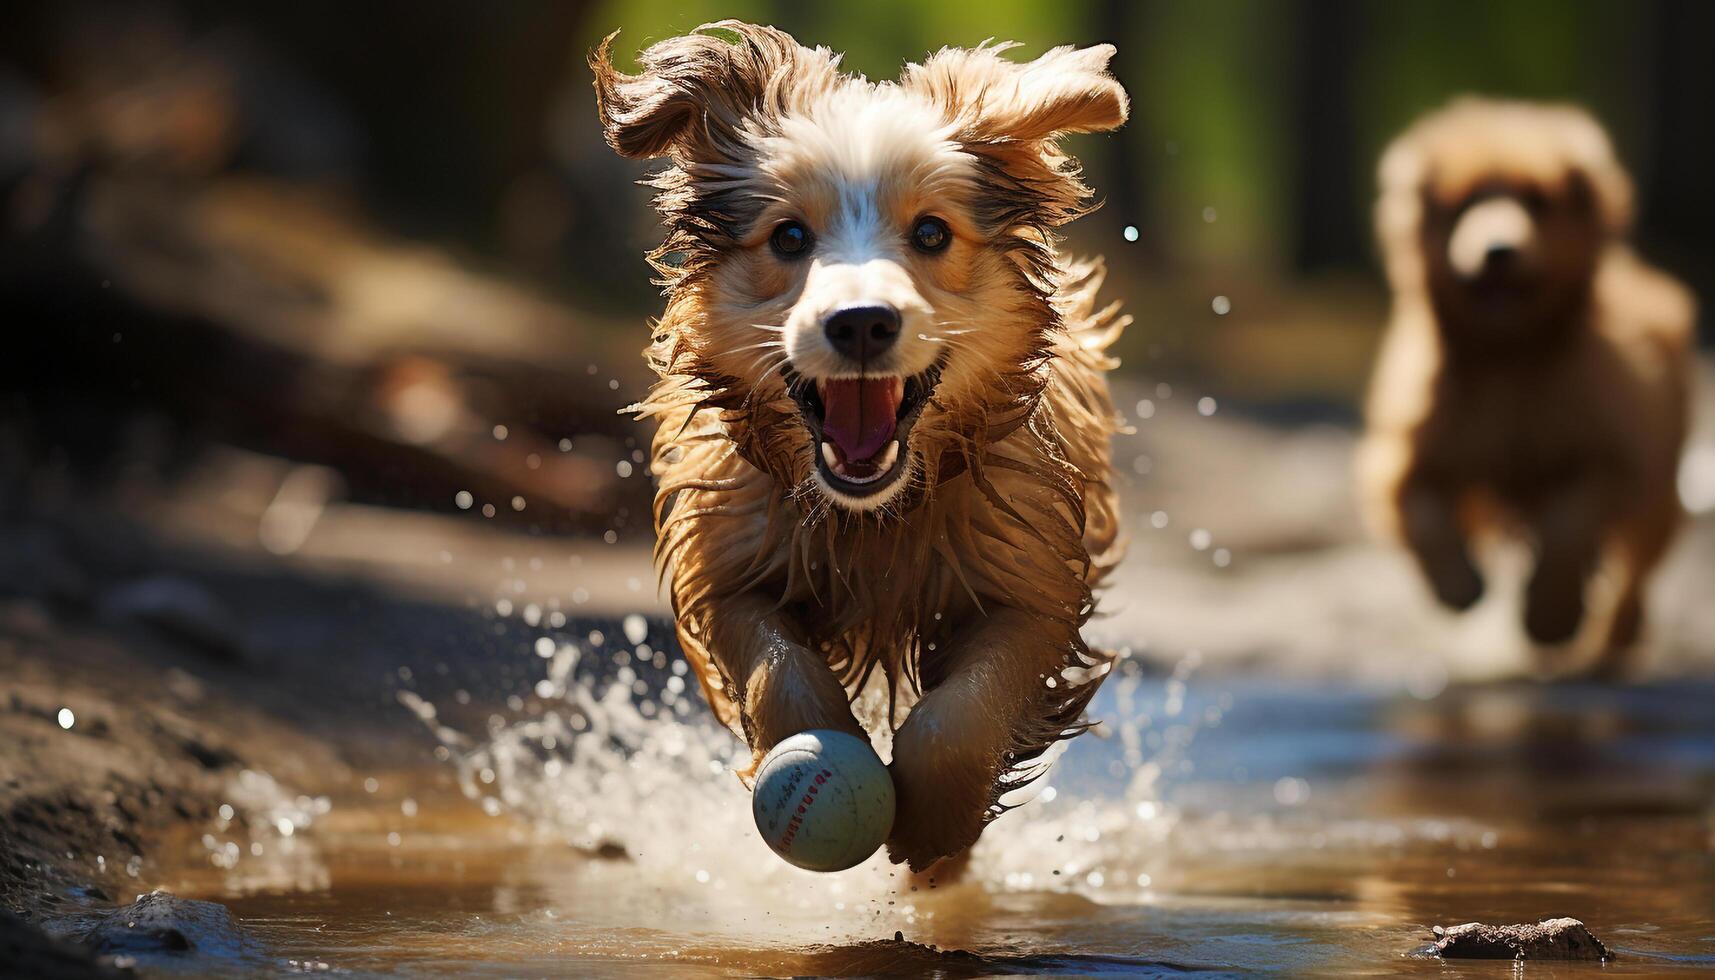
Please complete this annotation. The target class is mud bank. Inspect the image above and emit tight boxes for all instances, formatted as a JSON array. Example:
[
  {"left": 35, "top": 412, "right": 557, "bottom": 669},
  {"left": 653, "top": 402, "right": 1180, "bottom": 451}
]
[{"left": 0, "top": 504, "right": 651, "bottom": 973}]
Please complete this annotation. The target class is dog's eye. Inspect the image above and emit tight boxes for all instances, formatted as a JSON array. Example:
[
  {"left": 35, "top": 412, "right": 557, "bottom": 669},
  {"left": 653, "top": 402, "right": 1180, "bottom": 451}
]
[
  {"left": 911, "top": 216, "right": 951, "bottom": 254},
  {"left": 770, "top": 220, "right": 811, "bottom": 258}
]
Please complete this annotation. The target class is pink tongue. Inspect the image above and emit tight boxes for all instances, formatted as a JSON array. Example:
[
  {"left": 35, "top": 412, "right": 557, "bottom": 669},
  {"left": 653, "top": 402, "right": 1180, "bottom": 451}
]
[{"left": 819, "top": 378, "right": 902, "bottom": 462}]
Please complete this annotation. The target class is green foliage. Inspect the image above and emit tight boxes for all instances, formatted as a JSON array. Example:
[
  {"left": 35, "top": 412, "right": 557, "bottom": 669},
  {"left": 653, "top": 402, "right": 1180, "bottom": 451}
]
[{"left": 581, "top": 0, "right": 1665, "bottom": 275}]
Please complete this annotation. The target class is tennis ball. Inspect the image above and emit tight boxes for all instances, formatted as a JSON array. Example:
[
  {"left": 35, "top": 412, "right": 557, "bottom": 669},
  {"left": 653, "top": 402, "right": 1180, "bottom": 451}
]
[{"left": 751, "top": 729, "right": 895, "bottom": 872}]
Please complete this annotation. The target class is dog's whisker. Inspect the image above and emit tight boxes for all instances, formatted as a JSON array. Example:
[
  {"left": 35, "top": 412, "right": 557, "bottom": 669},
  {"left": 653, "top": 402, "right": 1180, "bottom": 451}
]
[
  {"left": 741, "top": 352, "right": 788, "bottom": 383},
  {"left": 738, "top": 353, "right": 790, "bottom": 404},
  {"left": 729, "top": 340, "right": 785, "bottom": 354}
]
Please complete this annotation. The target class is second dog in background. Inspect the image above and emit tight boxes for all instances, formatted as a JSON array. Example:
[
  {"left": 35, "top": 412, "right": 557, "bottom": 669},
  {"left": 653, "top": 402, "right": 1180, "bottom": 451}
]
[{"left": 1358, "top": 98, "right": 1696, "bottom": 677}]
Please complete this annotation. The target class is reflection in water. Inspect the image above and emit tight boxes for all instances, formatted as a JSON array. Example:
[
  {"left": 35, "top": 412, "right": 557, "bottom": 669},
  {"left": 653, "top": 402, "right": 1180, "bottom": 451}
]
[{"left": 151, "top": 645, "right": 1715, "bottom": 976}]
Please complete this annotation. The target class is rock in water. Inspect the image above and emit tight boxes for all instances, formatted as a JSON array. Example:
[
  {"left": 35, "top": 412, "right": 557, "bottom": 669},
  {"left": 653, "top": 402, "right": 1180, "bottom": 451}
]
[
  {"left": 73, "top": 892, "right": 249, "bottom": 959},
  {"left": 1426, "top": 918, "right": 1611, "bottom": 961}
]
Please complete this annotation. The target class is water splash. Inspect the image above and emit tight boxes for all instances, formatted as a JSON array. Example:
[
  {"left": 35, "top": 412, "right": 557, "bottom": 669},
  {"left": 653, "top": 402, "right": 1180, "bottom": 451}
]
[{"left": 396, "top": 626, "right": 1214, "bottom": 944}]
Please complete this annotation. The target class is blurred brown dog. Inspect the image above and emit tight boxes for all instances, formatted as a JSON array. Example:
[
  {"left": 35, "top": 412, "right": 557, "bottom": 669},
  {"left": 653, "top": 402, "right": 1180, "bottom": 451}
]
[
  {"left": 591, "top": 22, "right": 1128, "bottom": 868},
  {"left": 1358, "top": 98, "right": 1696, "bottom": 676}
]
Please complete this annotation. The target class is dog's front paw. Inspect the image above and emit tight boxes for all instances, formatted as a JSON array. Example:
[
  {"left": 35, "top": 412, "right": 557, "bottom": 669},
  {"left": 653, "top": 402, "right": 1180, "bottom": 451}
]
[
  {"left": 884, "top": 796, "right": 980, "bottom": 872},
  {"left": 884, "top": 716, "right": 994, "bottom": 871}
]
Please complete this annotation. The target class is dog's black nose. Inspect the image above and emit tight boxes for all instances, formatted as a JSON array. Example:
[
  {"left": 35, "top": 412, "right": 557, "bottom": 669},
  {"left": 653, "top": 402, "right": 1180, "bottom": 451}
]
[
  {"left": 1483, "top": 242, "right": 1519, "bottom": 271},
  {"left": 823, "top": 304, "right": 901, "bottom": 361}
]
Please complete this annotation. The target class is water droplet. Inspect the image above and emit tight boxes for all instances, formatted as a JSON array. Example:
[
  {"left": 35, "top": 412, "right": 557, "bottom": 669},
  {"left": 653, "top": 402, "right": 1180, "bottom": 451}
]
[
  {"left": 1122, "top": 225, "right": 1140, "bottom": 242},
  {"left": 56, "top": 708, "right": 74, "bottom": 730},
  {"left": 454, "top": 491, "right": 474, "bottom": 510},
  {"left": 1273, "top": 777, "right": 1310, "bottom": 806}
]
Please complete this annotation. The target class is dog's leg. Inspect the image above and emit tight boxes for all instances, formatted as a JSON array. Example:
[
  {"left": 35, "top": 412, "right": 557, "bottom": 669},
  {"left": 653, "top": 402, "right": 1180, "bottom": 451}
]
[
  {"left": 1523, "top": 482, "right": 1604, "bottom": 648},
  {"left": 1587, "top": 578, "right": 1644, "bottom": 681},
  {"left": 1399, "top": 480, "right": 1484, "bottom": 610},
  {"left": 886, "top": 606, "right": 1086, "bottom": 871},
  {"left": 1587, "top": 506, "right": 1680, "bottom": 679},
  {"left": 703, "top": 592, "right": 864, "bottom": 778}
]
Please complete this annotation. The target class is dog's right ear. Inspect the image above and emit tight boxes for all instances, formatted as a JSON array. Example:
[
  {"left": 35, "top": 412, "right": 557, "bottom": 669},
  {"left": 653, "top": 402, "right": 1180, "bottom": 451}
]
[{"left": 591, "top": 21, "right": 822, "bottom": 161}]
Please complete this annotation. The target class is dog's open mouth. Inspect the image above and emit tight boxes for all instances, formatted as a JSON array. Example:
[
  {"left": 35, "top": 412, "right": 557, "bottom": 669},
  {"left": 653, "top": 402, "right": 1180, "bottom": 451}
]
[{"left": 790, "top": 366, "right": 939, "bottom": 498}]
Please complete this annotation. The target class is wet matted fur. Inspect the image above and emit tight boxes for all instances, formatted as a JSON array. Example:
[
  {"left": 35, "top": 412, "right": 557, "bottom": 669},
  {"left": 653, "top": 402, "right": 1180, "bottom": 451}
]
[
  {"left": 1357, "top": 97, "right": 1696, "bottom": 677},
  {"left": 591, "top": 21, "right": 1129, "bottom": 868}
]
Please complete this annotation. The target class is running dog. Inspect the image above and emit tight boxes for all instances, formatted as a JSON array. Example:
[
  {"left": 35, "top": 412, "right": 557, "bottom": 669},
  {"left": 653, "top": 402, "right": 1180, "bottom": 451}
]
[
  {"left": 592, "top": 21, "right": 1130, "bottom": 868},
  {"left": 1358, "top": 98, "right": 1695, "bottom": 677}
]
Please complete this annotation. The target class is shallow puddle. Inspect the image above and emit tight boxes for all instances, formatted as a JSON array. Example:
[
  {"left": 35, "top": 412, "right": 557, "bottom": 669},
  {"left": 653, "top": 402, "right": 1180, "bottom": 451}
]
[{"left": 144, "top": 665, "right": 1715, "bottom": 976}]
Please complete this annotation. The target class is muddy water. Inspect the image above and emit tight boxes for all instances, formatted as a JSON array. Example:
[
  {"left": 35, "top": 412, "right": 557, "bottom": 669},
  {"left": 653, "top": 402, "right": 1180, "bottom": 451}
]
[{"left": 147, "top": 665, "right": 1715, "bottom": 977}]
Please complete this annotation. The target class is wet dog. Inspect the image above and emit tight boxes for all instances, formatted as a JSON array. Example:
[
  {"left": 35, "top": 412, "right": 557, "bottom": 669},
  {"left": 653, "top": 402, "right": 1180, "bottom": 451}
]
[
  {"left": 1358, "top": 98, "right": 1695, "bottom": 677},
  {"left": 592, "top": 22, "right": 1129, "bottom": 868}
]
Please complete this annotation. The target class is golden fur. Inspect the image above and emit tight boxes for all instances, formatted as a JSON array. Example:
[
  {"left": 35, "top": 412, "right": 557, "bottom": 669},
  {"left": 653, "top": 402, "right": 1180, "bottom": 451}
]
[
  {"left": 591, "top": 22, "right": 1129, "bottom": 868},
  {"left": 1358, "top": 98, "right": 1696, "bottom": 676}
]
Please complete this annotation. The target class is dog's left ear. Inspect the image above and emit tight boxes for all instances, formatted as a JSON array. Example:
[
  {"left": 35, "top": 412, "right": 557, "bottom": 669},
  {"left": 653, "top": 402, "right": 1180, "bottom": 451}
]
[
  {"left": 905, "top": 42, "right": 1129, "bottom": 145},
  {"left": 1552, "top": 107, "right": 1633, "bottom": 235}
]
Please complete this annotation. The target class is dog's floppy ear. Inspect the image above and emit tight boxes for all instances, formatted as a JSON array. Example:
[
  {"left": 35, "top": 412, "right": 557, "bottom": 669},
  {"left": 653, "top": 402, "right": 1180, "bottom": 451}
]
[
  {"left": 905, "top": 43, "right": 1127, "bottom": 235},
  {"left": 591, "top": 21, "right": 822, "bottom": 161},
  {"left": 905, "top": 42, "right": 1129, "bottom": 145},
  {"left": 1552, "top": 107, "right": 1633, "bottom": 235},
  {"left": 1374, "top": 133, "right": 1431, "bottom": 291}
]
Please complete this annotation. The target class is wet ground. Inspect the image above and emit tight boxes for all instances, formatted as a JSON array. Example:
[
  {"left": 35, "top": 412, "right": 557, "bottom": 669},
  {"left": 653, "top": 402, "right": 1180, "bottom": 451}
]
[{"left": 139, "top": 671, "right": 1715, "bottom": 976}]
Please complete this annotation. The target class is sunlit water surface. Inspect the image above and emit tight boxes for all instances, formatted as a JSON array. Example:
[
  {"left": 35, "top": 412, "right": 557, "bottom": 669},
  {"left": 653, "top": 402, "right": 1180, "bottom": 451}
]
[{"left": 148, "top": 641, "right": 1715, "bottom": 977}]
